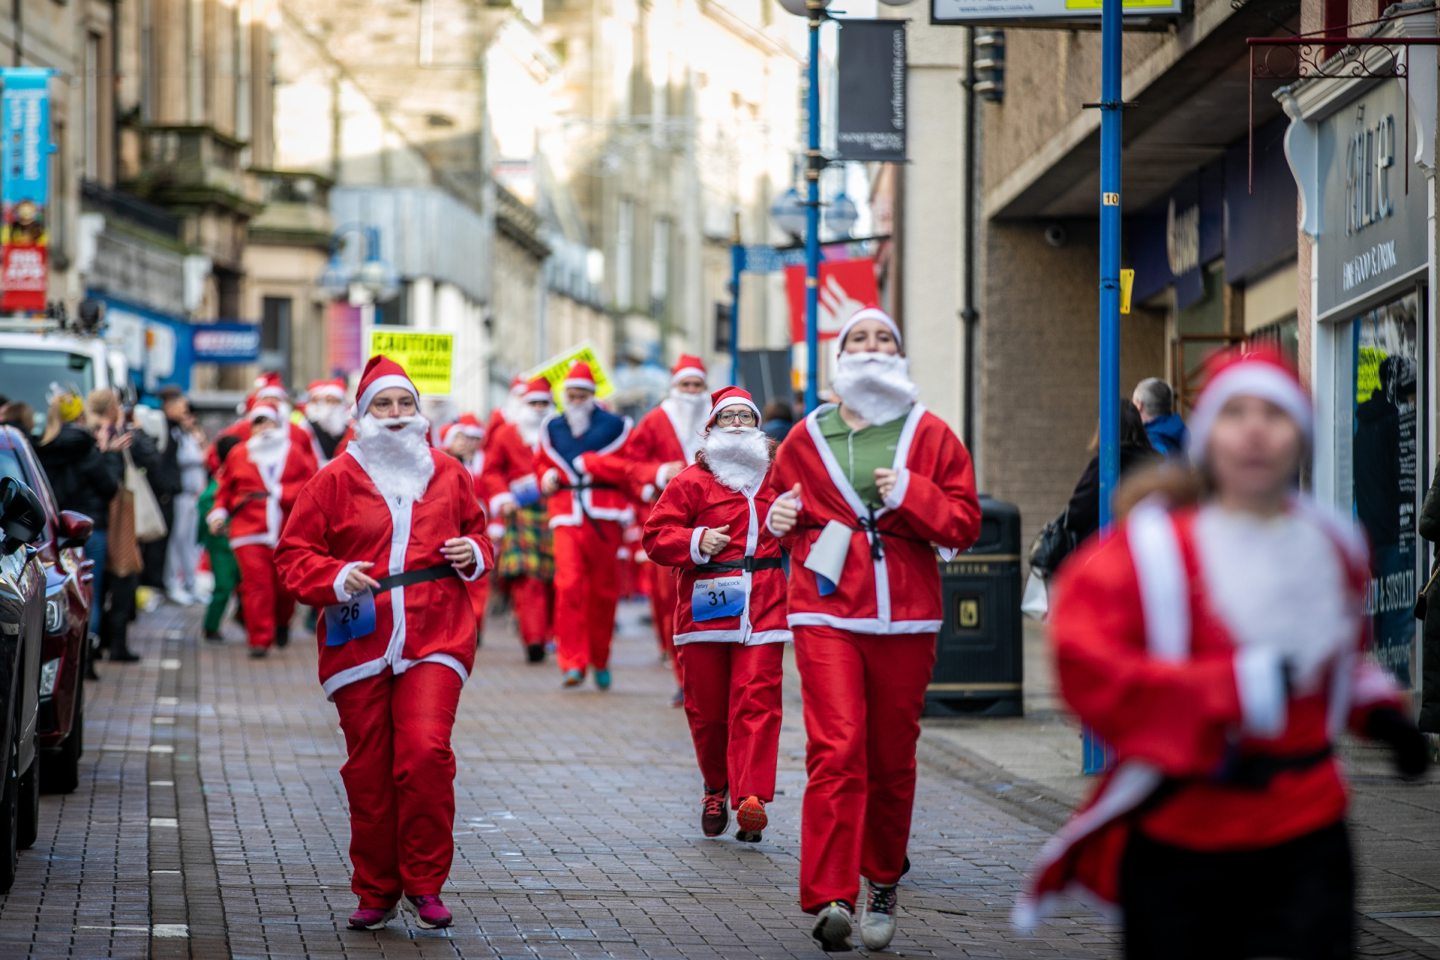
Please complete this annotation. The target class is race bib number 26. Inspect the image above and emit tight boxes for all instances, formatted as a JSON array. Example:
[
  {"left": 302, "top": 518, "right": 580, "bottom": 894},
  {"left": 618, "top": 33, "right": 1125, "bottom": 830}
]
[
  {"left": 325, "top": 591, "right": 377, "bottom": 646},
  {"left": 691, "top": 575, "right": 746, "bottom": 623}
]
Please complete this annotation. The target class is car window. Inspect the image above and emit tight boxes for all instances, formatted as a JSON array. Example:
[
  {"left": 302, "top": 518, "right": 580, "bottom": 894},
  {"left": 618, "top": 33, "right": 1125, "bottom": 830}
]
[
  {"left": 0, "top": 445, "right": 55, "bottom": 544},
  {"left": 0, "top": 348, "right": 96, "bottom": 435}
]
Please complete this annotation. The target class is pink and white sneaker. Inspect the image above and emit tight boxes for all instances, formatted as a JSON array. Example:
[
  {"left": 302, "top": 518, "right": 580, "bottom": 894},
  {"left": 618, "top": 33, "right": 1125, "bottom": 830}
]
[
  {"left": 403, "top": 894, "right": 453, "bottom": 929},
  {"left": 346, "top": 905, "right": 397, "bottom": 930}
]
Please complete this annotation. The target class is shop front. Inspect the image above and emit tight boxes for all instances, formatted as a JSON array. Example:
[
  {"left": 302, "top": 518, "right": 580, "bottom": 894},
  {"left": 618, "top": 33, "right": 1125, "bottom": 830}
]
[{"left": 1281, "top": 43, "right": 1436, "bottom": 688}]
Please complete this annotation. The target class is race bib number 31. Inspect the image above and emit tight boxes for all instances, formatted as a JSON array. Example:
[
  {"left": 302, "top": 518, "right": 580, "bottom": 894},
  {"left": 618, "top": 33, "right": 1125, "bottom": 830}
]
[
  {"left": 692, "top": 575, "right": 746, "bottom": 623},
  {"left": 325, "top": 591, "right": 377, "bottom": 646}
]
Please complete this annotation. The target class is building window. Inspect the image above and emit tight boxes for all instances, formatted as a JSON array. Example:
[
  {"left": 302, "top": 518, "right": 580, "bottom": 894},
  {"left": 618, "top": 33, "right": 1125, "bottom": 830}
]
[
  {"left": 650, "top": 217, "right": 670, "bottom": 313},
  {"left": 84, "top": 33, "right": 100, "bottom": 181},
  {"left": 261, "top": 296, "right": 293, "bottom": 383},
  {"left": 616, "top": 198, "right": 635, "bottom": 309}
]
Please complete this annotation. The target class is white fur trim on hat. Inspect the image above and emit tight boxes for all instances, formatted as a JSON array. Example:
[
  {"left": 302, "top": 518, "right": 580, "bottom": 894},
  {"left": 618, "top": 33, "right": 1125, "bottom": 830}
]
[
  {"left": 248, "top": 403, "right": 280, "bottom": 423},
  {"left": 357, "top": 373, "right": 419, "bottom": 414},
  {"left": 309, "top": 383, "right": 346, "bottom": 401},
  {"left": 256, "top": 386, "right": 289, "bottom": 401},
  {"left": 562, "top": 377, "right": 598, "bottom": 392},
  {"left": 523, "top": 388, "right": 554, "bottom": 403},
  {"left": 672, "top": 366, "right": 707, "bottom": 385},
  {"left": 708, "top": 395, "right": 762, "bottom": 426},
  {"left": 1188, "top": 363, "right": 1313, "bottom": 466},
  {"left": 835, "top": 307, "right": 902, "bottom": 357}
]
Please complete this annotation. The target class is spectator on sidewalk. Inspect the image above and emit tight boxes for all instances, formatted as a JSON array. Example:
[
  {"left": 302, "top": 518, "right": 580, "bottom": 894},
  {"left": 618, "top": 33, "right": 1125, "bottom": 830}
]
[
  {"left": 1062, "top": 402, "right": 1160, "bottom": 544},
  {"left": 0, "top": 402, "right": 35, "bottom": 437},
  {"left": 275, "top": 355, "right": 492, "bottom": 933},
  {"left": 1021, "top": 347, "right": 1429, "bottom": 958},
  {"left": 164, "top": 412, "right": 208, "bottom": 605},
  {"left": 1132, "top": 377, "right": 1189, "bottom": 457},
  {"left": 135, "top": 387, "right": 188, "bottom": 593},
  {"left": 91, "top": 389, "right": 144, "bottom": 663},
  {"left": 766, "top": 307, "right": 981, "bottom": 953},
  {"left": 642, "top": 386, "right": 790, "bottom": 846},
  {"left": 197, "top": 435, "right": 242, "bottom": 643}
]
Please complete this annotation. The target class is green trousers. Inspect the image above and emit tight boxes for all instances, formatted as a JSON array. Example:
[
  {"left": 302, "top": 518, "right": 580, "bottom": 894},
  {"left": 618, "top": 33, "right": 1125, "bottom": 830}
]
[{"left": 203, "top": 542, "right": 240, "bottom": 635}]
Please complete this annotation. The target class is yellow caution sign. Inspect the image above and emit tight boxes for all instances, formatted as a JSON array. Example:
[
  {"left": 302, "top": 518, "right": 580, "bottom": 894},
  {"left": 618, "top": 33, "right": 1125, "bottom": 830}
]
[
  {"left": 523, "top": 342, "right": 615, "bottom": 409},
  {"left": 367, "top": 330, "right": 454, "bottom": 396},
  {"left": 1119, "top": 269, "right": 1135, "bottom": 316}
]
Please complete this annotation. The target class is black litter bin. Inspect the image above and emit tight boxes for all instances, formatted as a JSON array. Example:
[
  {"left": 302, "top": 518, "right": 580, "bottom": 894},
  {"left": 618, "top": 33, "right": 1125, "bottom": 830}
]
[{"left": 926, "top": 495, "right": 1023, "bottom": 717}]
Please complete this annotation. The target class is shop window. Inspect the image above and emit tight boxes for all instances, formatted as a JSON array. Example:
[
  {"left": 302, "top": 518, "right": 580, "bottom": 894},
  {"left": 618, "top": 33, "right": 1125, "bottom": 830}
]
[{"left": 1245, "top": 316, "right": 1299, "bottom": 367}]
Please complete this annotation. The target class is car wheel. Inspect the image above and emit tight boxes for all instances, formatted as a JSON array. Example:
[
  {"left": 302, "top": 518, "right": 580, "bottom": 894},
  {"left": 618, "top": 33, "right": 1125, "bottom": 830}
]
[
  {"left": 0, "top": 723, "right": 20, "bottom": 893},
  {"left": 16, "top": 749, "right": 38, "bottom": 850},
  {"left": 41, "top": 683, "right": 82, "bottom": 794}
]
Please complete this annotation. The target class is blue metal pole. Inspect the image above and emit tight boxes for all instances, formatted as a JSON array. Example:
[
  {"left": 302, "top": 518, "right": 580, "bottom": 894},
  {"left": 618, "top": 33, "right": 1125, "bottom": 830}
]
[
  {"left": 804, "top": 2, "right": 823, "bottom": 413},
  {"left": 1084, "top": 0, "right": 1123, "bottom": 777},
  {"left": 729, "top": 243, "right": 744, "bottom": 387}
]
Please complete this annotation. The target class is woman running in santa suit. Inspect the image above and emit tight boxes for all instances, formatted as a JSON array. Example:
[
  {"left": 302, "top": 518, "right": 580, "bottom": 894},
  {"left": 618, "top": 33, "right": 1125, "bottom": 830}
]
[
  {"left": 1018, "top": 348, "right": 1429, "bottom": 960},
  {"left": 642, "top": 386, "right": 790, "bottom": 844},
  {"left": 275, "top": 355, "right": 493, "bottom": 933},
  {"left": 767, "top": 307, "right": 981, "bottom": 953}
]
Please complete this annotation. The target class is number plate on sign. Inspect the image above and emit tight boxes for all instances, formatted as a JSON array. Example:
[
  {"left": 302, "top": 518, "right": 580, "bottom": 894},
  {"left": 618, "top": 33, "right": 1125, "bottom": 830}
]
[
  {"left": 691, "top": 575, "right": 746, "bottom": 623},
  {"left": 324, "top": 591, "right": 378, "bottom": 646}
]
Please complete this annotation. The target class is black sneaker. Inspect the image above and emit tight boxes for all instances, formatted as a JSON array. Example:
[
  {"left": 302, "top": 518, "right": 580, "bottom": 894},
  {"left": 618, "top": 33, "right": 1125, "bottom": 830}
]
[
  {"left": 203, "top": 629, "right": 223, "bottom": 643},
  {"left": 812, "top": 901, "right": 854, "bottom": 952},
  {"left": 526, "top": 643, "right": 546, "bottom": 664},
  {"left": 274, "top": 626, "right": 290, "bottom": 649},
  {"left": 701, "top": 786, "right": 729, "bottom": 838},
  {"left": 248, "top": 646, "right": 269, "bottom": 659}
]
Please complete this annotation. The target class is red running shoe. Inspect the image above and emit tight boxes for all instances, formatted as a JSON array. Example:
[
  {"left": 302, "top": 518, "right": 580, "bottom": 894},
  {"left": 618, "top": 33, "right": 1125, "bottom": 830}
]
[
  {"left": 403, "top": 894, "right": 453, "bottom": 929},
  {"left": 701, "top": 786, "right": 729, "bottom": 838},
  {"left": 346, "top": 905, "right": 396, "bottom": 930},
  {"left": 735, "top": 795, "right": 767, "bottom": 842}
]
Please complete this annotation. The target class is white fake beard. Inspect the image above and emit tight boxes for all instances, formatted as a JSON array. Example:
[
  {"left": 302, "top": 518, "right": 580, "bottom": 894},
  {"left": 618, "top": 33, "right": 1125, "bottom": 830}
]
[
  {"left": 517, "top": 405, "right": 548, "bottom": 447},
  {"left": 564, "top": 398, "right": 596, "bottom": 437},
  {"left": 832, "top": 352, "right": 919, "bottom": 426},
  {"left": 663, "top": 390, "right": 709, "bottom": 458},
  {"left": 307, "top": 402, "right": 350, "bottom": 437},
  {"left": 246, "top": 428, "right": 288, "bottom": 468},
  {"left": 703, "top": 427, "right": 770, "bottom": 492},
  {"left": 356, "top": 414, "right": 435, "bottom": 502}
]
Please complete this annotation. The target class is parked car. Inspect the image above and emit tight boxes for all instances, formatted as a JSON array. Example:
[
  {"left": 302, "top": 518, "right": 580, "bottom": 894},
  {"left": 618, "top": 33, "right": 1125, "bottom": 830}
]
[
  {"left": 0, "top": 476, "right": 47, "bottom": 891},
  {"left": 0, "top": 427, "right": 93, "bottom": 794}
]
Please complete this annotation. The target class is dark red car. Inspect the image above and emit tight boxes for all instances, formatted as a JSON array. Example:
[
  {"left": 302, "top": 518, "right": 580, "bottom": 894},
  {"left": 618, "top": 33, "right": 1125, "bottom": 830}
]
[{"left": 0, "top": 427, "right": 93, "bottom": 793}]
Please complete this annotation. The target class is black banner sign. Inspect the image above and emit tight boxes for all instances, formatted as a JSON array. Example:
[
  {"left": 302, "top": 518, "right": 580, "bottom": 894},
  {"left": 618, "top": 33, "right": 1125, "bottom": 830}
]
[{"left": 836, "top": 20, "right": 907, "bottom": 163}]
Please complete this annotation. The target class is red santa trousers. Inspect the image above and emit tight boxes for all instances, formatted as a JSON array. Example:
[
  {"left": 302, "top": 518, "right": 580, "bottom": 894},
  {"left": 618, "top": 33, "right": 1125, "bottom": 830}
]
[
  {"left": 676, "top": 641, "right": 784, "bottom": 805},
  {"left": 648, "top": 565, "right": 682, "bottom": 684},
  {"left": 470, "top": 576, "right": 490, "bottom": 639},
  {"left": 794, "top": 626, "right": 936, "bottom": 913},
  {"left": 332, "top": 663, "right": 463, "bottom": 907},
  {"left": 510, "top": 576, "right": 554, "bottom": 647},
  {"left": 233, "top": 544, "right": 296, "bottom": 650},
  {"left": 552, "top": 521, "right": 624, "bottom": 672}
]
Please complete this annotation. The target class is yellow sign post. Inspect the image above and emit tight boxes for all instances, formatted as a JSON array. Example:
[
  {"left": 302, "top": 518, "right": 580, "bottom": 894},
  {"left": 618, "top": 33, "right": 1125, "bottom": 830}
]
[
  {"left": 523, "top": 342, "right": 615, "bottom": 408},
  {"left": 367, "top": 331, "right": 454, "bottom": 395},
  {"left": 1119, "top": 268, "right": 1135, "bottom": 316}
]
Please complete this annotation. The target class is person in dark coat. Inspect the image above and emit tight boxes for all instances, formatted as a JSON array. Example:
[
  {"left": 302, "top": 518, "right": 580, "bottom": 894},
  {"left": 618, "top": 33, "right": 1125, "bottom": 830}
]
[
  {"left": 1132, "top": 377, "right": 1189, "bottom": 457},
  {"left": 1064, "top": 401, "right": 1159, "bottom": 544},
  {"left": 1419, "top": 458, "right": 1440, "bottom": 733},
  {"left": 137, "top": 387, "right": 189, "bottom": 591},
  {"left": 761, "top": 400, "right": 796, "bottom": 445}
]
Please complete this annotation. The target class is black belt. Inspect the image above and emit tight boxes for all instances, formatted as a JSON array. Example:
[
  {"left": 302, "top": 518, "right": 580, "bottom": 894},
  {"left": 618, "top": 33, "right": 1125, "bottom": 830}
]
[
  {"left": 696, "top": 557, "right": 784, "bottom": 574},
  {"left": 565, "top": 481, "right": 619, "bottom": 491},
  {"left": 1214, "top": 744, "right": 1334, "bottom": 789},
  {"left": 374, "top": 563, "right": 459, "bottom": 593}
]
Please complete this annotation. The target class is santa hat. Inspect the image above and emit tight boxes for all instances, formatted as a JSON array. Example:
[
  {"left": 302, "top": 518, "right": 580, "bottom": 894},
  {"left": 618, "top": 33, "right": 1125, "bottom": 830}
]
[
  {"left": 456, "top": 413, "right": 486, "bottom": 439},
  {"left": 247, "top": 401, "right": 281, "bottom": 424},
  {"left": 562, "top": 361, "right": 598, "bottom": 393},
  {"left": 835, "top": 306, "right": 902, "bottom": 358},
  {"left": 1188, "top": 346, "right": 1313, "bottom": 466},
  {"left": 671, "top": 354, "right": 707, "bottom": 385},
  {"left": 254, "top": 372, "right": 289, "bottom": 403},
  {"left": 706, "top": 386, "right": 762, "bottom": 429},
  {"left": 356, "top": 354, "right": 420, "bottom": 414},
  {"left": 439, "top": 421, "right": 469, "bottom": 448},
  {"left": 306, "top": 378, "right": 347, "bottom": 402},
  {"left": 509, "top": 375, "right": 526, "bottom": 395},
  {"left": 522, "top": 376, "right": 554, "bottom": 404}
]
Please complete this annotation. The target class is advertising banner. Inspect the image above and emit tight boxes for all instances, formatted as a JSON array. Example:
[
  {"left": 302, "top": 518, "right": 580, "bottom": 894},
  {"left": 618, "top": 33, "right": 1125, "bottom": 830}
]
[
  {"left": 524, "top": 342, "right": 616, "bottom": 408},
  {"left": 367, "top": 329, "right": 454, "bottom": 395},
  {"left": 931, "top": 0, "right": 1181, "bottom": 25},
  {"left": 784, "top": 257, "right": 880, "bottom": 344},
  {"left": 836, "top": 21, "right": 907, "bottom": 162},
  {"left": 328, "top": 302, "right": 364, "bottom": 375},
  {"left": 191, "top": 322, "right": 261, "bottom": 365},
  {"left": 0, "top": 68, "right": 54, "bottom": 314}
]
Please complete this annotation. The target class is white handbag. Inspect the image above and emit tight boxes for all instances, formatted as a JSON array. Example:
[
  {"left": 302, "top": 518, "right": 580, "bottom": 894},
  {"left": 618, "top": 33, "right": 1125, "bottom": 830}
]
[{"left": 125, "top": 449, "right": 169, "bottom": 544}]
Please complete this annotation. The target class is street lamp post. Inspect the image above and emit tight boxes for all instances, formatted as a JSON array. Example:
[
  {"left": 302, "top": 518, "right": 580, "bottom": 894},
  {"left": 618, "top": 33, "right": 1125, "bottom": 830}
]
[
  {"left": 317, "top": 224, "right": 401, "bottom": 305},
  {"left": 803, "top": 0, "right": 824, "bottom": 413}
]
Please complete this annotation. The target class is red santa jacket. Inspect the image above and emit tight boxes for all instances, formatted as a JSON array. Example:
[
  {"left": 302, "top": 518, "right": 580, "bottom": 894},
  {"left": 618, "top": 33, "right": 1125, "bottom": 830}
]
[
  {"left": 480, "top": 421, "right": 541, "bottom": 518},
  {"left": 274, "top": 448, "right": 493, "bottom": 699},
  {"left": 207, "top": 417, "right": 315, "bottom": 474},
  {"left": 534, "top": 408, "right": 634, "bottom": 528},
  {"left": 625, "top": 403, "right": 702, "bottom": 503},
  {"left": 209, "top": 435, "right": 318, "bottom": 550},
  {"left": 641, "top": 461, "right": 790, "bottom": 646},
  {"left": 764, "top": 404, "right": 981, "bottom": 635},
  {"left": 1016, "top": 498, "right": 1405, "bottom": 928}
]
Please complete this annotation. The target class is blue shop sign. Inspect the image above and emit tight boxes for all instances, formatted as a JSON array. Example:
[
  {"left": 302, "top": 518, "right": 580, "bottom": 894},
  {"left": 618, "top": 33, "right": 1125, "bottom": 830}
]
[{"left": 192, "top": 322, "right": 260, "bottom": 364}]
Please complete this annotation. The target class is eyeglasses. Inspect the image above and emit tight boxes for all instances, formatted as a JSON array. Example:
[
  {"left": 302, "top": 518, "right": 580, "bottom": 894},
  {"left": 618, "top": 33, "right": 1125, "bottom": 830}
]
[{"left": 715, "top": 410, "right": 757, "bottom": 426}]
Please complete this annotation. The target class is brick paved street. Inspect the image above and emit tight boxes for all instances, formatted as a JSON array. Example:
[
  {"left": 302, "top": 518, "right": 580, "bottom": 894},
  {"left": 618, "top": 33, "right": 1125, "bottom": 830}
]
[{"left": 0, "top": 602, "right": 1437, "bottom": 959}]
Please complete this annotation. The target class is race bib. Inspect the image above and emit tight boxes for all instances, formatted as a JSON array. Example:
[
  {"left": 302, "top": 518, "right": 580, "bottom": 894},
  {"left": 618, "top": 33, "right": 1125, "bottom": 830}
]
[
  {"left": 511, "top": 475, "right": 541, "bottom": 508},
  {"left": 324, "top": 591, "right": 377, "bottom": 646},
  {"left": 692, "top": 575, "right": 746, "bottom": 623}
]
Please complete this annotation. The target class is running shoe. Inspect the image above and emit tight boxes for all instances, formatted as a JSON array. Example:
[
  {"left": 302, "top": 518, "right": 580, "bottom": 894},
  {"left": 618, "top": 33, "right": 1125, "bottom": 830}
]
[
  {"left": 735, "top": 796, "right": 767, "bottom": 842},
  {"left": 561, "top": 669, "right": 584, "bottom": 688},
  {"left": 526, "top": 643, "right": 546, "bottom": 664},
  {"left": 812, "top": 901, "right": 854, "bottom": 953},
  {"left": 347, "top": 905, "right": 397, "bottom": 930},
  {"left": 403, "top": 894, "right": 453, "bottom": 929},
  {"left": 860, "top": 882, "right": 898, "bottom": 950},
  {"left": 701, "top": 786, "right": 729, "bottom": 838},
  {"left": 594, "top": 668, "right": 612, "bottom": 690}
]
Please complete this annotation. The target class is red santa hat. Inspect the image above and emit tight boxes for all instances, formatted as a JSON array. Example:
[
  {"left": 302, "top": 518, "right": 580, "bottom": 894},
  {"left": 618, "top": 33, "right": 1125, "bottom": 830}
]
[
  {"left": 306, "top": 378, "right": 347, "bottom": 402},
  {"left": 455, "top": 413, "right": 486, "bottom": 439},
  {"left": 706, "top": 386, "right": 762, "bottom": 429},
  {"left": 509, "top": 374, "right": 526, "bottom": 395},
  {"left": 835, "top": 306, "right": 902, "bottom": 358},
  {"left": 562, "top": 361, "right": 598, "bottom": 393},
  {"left": 522, "top": 376, "right": 554, "bottom": 404},
  {"left": 439, "top": 421, "right": 469, "bottom": 448},
  {"left": 247, "top": 401, "right": 281, "bottom": 424},
  {"left": 671, "top": 354, "right": 707, "bottom": 385},
  {"left": 254, "top": 372, "right": 289, "bottom": 403},
  {"left": 1187, "top": 346, "right": 1313, "bottom": 466},
  {"left": 356, "top": 354, "right": 420, "bottom": 414}
]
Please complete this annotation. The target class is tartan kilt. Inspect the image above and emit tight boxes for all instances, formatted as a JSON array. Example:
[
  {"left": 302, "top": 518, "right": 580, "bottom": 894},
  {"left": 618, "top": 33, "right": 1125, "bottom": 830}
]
[{"left": 498, "top": 503, "right": 554, "bottom": 581}]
